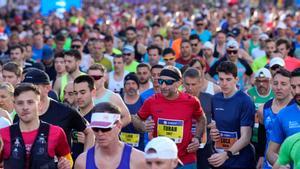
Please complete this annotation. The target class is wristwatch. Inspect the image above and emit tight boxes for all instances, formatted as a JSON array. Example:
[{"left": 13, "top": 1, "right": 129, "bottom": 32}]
[{"left": 226, "top": 150, "right": 233, "bottom": 158}]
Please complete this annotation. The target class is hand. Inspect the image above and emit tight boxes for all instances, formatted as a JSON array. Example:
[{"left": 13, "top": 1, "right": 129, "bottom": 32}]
[
  {"left": 186, "top": 137, "right": 200, "bottom": 153},
  {"left": 279, "top": 164, "right": 290, "bottom": 169},
  {"left": 144, "top": 119, "right": 155, "bottom": 132},
  {"left": 58, "top": 157, "right": 71, "bottom": 169},
  {"left": 76, "top": 132, "right": 85, "bottom": 144},
  {"left": 256, "top": 157, "right": 264, "bottom": 169},
  {"left": 208, "top": 152, "right": 228, "bottom": 167},
  {"left": 208, "top": 122, "right": 220, "bottom": 142}
]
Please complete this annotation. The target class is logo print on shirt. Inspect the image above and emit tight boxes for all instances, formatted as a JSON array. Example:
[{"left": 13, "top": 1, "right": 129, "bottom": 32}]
[
  {"left": 215, "top": 108, "right": 224, "bottom": 111},
  {"left": 288, "top": 121, "right": 300, "bottom": 129}
]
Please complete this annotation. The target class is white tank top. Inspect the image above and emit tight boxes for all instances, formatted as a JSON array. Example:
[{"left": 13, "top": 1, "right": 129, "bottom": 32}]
[
  {"left": 108, "top": 71, "right": 129, "bottom": 93},
  {"left": 205, "top": 81, "right": 215, "bottom": 95}
]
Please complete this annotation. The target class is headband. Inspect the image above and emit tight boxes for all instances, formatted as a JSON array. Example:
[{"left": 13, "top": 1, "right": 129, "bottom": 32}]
[{"left": 160, "top": 69, "right": 181, "bottom": 81}]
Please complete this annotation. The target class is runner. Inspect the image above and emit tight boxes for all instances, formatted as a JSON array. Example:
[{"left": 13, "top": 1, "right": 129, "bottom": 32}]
[
  {"left": 0, "top": 83, "right": 72, "bottom": 169},
  {"left": 74, "top": 102, "right": 147, "bottom": 169},
  {"left": 2, "top": 62, "right": 22, "bottom": 87},
  {"left": 145, "top": 136, "right": 183, "bottom": 169},
  {"left": 136, "top": 65, "right": 206, "bottom": 168},
  {"left": 208, "top": 61, "right": 256, "bottom": 169}
]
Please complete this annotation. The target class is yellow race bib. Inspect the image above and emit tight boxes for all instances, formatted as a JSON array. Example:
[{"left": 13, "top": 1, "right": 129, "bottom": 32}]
[
  {"left": 157, "top": 118, "right": 184, "bottom": 143},
  {"left": 120, "top": 132, "right": 140, "bottom": 147}
]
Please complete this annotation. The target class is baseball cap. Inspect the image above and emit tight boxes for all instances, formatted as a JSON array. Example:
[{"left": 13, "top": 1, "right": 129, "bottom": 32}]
[
  {"left": 276, "top": 22, "right": 287, "bottom": 30},
  {"left": 203, "top": 41, "right": 214, "bottom": 50},
  {"left": 0, "top": 33, "right": 8, "bottom": 41},
  {"left": 255, "top": 68, "right": 272, "bottom": 79},
  {"left": 124, "top": 72, "right": 139, "bottom": 88},
  {"left": 270, "top": 57, "right": 285, "bottom": 68},
  {"left": 89, "top": 112, "right": 121, "bottom": 128},
  {"left": 35, "top": 19, "right": 43, "bottom": 25},
  {"left": 144, "top": 136, "right": 182, "bottom": 165},
  {"left": 22, "top": 68, "right": 50, "bottom": 85},
  {"left": 123, "top": 45, "right": 135, "bottom": 54},
  {"left": 230, "top": 27, "right": 241, "bottom": 37},
  {"left": 259, "top": 33, "right": 269, "bottom": 41},
  {"left": 42, "top": 46, "right": 54, "bottom": 61},
  {"left": 226, "top": 39, "right": 239, "bottom": 50}
]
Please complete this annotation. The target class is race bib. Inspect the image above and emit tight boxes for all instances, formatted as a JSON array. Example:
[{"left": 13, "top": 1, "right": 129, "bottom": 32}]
[
  {"left": 254, "top": 113, "right": 259, "bottom": 128},
  {"left": 215, "top": 131, "right": 238, "bottom": 153},
  {"left": 157, "top": 118, "right": 184, "bottom": 143},
  {"left": 120, "top": 132, "right": 140, "bottom": 147}
]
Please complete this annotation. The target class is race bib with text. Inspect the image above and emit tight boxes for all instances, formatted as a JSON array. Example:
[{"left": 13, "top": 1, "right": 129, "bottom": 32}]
[{"left": 157, "top": 118, "right": 184, "bottom": 143}]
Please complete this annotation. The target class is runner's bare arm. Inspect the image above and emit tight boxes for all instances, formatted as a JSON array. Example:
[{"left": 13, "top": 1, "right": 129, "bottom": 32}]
[
  {"left": 112, "top": 94, "right": 131, "bottom": 126},
  {"left": 83, "top": 128, "right": 95, "bottom": 151},
  {"left": 131, "top": 115, "right": 146, "bottom": 132},
  {"left": 266, "top": 141, "right": 280, "bottom": 165},
  {"left": 227, "top": 126, "right": 252, "bottom": 154},
  {"left": 257, "top": 104, "right": 264, "bottom": 124},
  {"left": 130, "top": 148, "right": 148, "bottom": 169},
  {"left": 195, "top": 114, "right": 206, "bottom": 140},
  {"left": 74, "top": 152, "right": 87, "bottom": 169}
]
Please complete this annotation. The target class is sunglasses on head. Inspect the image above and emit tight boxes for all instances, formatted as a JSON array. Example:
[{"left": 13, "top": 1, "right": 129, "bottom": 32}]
[
  {"left": 92, "top": 127, "right": 113, "bottom": 133},
  {"left": 158, "top": 79, "right": 177, "bottom": 85},
  {"left": 91, "top": 75, "right": 103, "bottom": 80},
  {"left": 227, "top": 50, "right": 238, "bottom": 54},
  {"left": 71, "top": 45, "right": 81, "bottom": 49}
]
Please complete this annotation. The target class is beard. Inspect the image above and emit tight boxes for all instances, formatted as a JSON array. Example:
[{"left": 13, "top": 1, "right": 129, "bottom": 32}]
[
  {"left": 294, "top": 94, "right": 300, "bottom": 105},
  {"left": 139, "top": 78, "right": 149, "bottom": 85}
]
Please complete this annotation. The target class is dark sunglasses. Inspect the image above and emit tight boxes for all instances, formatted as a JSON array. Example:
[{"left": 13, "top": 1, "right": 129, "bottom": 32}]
[
  {"left": 91, "top": 75, "right": 103, "bottom": 80},
  {"left": 196, "top": 23, "right": 204, "bottom": 26},
  {"left": 163, "top": 58, "right": 175, "bottom": 61},
  {"left": 190, "top": 43, "right": 198, "bottom": 47},
  {"left": 71, "top": 45, "right": 81, "bottom": 49},
  {"left": 158, "top": 79, "right": 177, "bottom": 85},
  {"left": 227, "top": 50, "right": 238, "bottom": 54},
  {"left": 92, "top": 127, "right": 113, "bottom": 133},
  {"left": 270, "top": 65, "right": 281, "bottom": 70},
  {"left": 123, "top": 53, "right": 131, "bottom": 56}
]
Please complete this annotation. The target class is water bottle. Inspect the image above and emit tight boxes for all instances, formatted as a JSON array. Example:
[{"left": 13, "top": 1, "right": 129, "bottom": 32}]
[
  {"left": 36, "top": 133, "right": 46, "bottom": 155},
  {"left": 12, "top": 138, "right": 22, "bottom": 159}
]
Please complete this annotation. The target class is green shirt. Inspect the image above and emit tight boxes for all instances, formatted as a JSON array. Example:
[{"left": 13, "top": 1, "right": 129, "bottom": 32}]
[
  {"left": 125, "top": 61, "right": 139, "bottom": 73},
  {"left": 277, "top": 133, "right": 300, "bottom": 168},
  {"left": 247, "top": 86, "right": 274, "bottom": 143},
  {"left": 251, "top": 56, "right": 268, "bottom": 73},
  {"left": 95, "top": 57, "right": 113, "bottom": 72}
]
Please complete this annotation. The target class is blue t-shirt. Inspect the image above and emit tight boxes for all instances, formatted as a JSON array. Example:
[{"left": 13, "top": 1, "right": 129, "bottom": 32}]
[
  {"left": 212, "top": 90, "right": 256, "bottom": 169},
  {"left": 191, "top": 29, "right": 212, "bottom": 43},
  {"left": 140, "top": 88, "right": 155, "bottom": 102},
  {"left": 270, "top": 102, "right": 300, "bottom": 144},
  {"left": 263, "top": 99, "right": 295, "bottom": 169},
  {"left": 121, "top": 97, "right": 145, "bottom": 151}
]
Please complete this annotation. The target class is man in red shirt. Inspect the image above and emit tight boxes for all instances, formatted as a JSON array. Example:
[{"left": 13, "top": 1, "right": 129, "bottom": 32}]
[
  {"left": 0, "top": 83, "right": 72, "bottom": 169},
  {"left": 276, "top": 38, "right": 300, "bottom": 71},
  {"left": 136, "top": 66, "right": 206, "bottom": 168}
]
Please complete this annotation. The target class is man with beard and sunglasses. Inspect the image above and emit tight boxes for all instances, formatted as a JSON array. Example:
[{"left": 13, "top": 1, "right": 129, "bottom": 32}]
[
  {"left": 266, "top": 68, "right": 300, "bottom": 168},
  {"left": 135, "top": 66, "right": 206, "bottom": 168},
  {"left": 120, "top": 73, "right": 145, "bottom": 151},
  {"left": 74, "top": 102, "right": 147, "bottom": 169},
  {"left": 87, "top": 64, "right": 131, "bottom": 127}
]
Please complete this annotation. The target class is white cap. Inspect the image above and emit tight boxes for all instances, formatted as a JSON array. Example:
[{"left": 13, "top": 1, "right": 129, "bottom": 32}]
[
  {"left": 276, "top": 22, "right": 287, "bottom": 30},
  {"left": 270, "top": 57, "right": 285, "bottom": 68},
  {"left": 226, "top": 39, "right": 239, "bottom": 50},
  {"left": 255, "top": 68, "right": 272, "bottom": 79},
  {"left": 89, "top": 112, "right": 120, "bottom": 128},
  {"left": 0, "top": 33, "right": 8, "bottom": 41},
  {"left": 145, "top": 137, "right": 179, "bottom": 160},
  {"left": 259, "top": 33, "right": 269, "bottom": 40},
  {"left": 203, "top": 41, "right": 214, "bottom": 51}
]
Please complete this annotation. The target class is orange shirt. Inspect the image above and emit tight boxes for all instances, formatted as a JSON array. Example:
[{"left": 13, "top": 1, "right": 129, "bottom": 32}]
[{"left": 284, "top": 56, "right": 300, "bottom": 71}]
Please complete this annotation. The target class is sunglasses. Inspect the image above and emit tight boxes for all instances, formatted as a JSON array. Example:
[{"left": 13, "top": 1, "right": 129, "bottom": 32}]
[
  {"left": 91, "top": 75, "right": 103, "bottom": 80},
  {"left": 123, "top": 53, "right": 131, "bottom": 56},
  {"left": 158, "top": 79, "right": 177, "bottom": 85},
  {"left": 271, "top": 65, "right": 281, "bottom": 70},
  {"left": 196, "top": 23, "right": 204, "bottom": 26},
  {"left": 92, "top": 127, "right": 113, "bottom": 133},
  {"left": 227, "top": 50, "right": 238, "bottom": 54},
  {"left": 71, "top": 45, "right": 81, "bottom": 49},
  {"left": 191, "top": 43, "right": 198, "bottom": 47},
  {"left": 163, "top": 57, "right": 175, "bottom": 61}
]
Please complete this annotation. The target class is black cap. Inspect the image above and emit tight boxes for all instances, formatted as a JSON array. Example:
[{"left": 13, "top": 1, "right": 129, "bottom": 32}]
[
  {"left": 124, "top": 72, "right": 139, "bottom": 88},
  {"left": 23, "top": 68, "right": 50, "bottom": 85}
]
